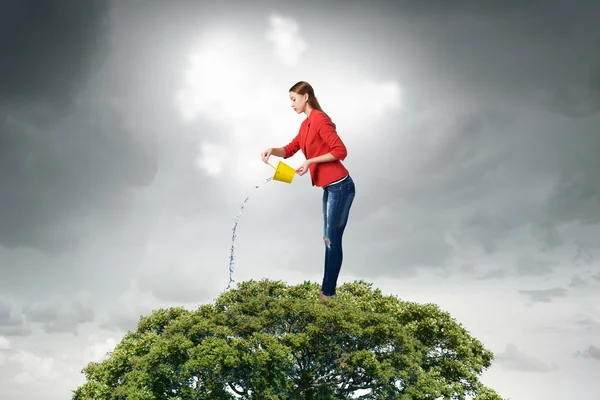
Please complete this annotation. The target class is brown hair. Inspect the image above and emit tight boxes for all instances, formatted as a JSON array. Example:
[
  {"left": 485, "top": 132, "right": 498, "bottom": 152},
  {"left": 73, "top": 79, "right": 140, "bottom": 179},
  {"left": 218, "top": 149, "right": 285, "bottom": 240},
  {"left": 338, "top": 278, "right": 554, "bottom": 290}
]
[
  {"left": 289, "top": 81, "right": 335, "bottom": 127},
  {"left": 291, "top": 80, "right": 328, "bottom": 110}
]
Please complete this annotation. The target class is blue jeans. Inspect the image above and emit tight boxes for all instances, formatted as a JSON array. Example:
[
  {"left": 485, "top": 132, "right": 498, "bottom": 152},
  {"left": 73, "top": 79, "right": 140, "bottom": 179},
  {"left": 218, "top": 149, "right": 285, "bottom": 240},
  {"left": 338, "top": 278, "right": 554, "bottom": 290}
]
[{"left": 321, "top": 175, "right": 355, "bottom": 296}]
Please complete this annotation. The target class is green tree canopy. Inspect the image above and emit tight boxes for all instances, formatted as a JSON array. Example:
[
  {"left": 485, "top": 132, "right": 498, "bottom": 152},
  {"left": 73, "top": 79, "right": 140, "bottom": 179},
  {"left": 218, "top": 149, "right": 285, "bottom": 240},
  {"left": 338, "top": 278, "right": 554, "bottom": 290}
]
[{"left": 72, "top": 279, "right": 507, "bottom": 399}]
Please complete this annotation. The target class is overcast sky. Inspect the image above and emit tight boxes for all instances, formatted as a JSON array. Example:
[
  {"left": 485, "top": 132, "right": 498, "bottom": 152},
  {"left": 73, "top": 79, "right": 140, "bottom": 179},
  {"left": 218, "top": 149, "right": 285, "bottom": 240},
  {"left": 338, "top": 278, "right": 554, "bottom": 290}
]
[{"left": 1, "top": 0, "right": 599, "bottom": 399}]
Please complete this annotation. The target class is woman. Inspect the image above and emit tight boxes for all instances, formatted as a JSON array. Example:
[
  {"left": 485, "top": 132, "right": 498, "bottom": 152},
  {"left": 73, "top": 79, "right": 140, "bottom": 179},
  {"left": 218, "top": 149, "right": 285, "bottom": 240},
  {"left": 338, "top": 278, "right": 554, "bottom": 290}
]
[{"left": 261, "top": 81, "right": 355, "bottom": 301}]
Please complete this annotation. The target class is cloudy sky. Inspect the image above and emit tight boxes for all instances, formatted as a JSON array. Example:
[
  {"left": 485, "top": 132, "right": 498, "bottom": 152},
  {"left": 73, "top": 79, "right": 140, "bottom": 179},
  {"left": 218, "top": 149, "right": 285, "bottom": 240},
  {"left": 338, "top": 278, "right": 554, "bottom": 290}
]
[{"left": 1, "top": 0, "right": 599, "bottom": 398}]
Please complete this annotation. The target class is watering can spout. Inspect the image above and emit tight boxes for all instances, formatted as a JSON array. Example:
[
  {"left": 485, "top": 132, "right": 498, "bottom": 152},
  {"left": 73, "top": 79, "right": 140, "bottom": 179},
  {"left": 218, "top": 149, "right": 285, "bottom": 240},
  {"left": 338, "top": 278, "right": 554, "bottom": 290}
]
[{"left": 268, "top": 161, "right": 295, "bottom": 183}]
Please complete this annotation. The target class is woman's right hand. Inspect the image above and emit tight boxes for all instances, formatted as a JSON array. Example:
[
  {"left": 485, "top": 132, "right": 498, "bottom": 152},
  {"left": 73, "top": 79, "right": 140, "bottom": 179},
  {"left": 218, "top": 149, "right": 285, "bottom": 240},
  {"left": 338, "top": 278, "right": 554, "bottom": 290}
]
[{"left": 261, "top": 148, "right": 273, "bottom": 164}]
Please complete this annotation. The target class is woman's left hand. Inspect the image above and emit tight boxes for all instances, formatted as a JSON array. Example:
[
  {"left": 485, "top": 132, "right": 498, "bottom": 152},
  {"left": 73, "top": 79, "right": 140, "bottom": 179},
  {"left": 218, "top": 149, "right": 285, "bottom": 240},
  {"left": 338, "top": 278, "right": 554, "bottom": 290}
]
[{"left": 296, "top": 160, "right": 312, "bottom": 176}]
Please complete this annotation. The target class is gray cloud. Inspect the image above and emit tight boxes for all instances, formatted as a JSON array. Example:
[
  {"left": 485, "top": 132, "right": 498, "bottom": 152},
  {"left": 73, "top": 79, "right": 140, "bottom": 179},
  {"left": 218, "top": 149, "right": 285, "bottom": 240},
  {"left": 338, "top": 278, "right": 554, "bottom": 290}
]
[
  {"left": 569, "top": 271, "right": 600, "bottom": 289},
  {"left": 0, "top": 300, "right": 31, "bottom": 337},
  {"left": 518, "top": 288, "right": 568, "bottom": 303},
  {"left": 0, "top": 100, "right": 158, "bottom": 254},
  {"left": 574, "top": 345, "right": 600, "bottom": 361},
  {"left": 572, "top": 240, "right": 599, "bottom": 265},
  {"left": 135, "top": 269, "right": 216, "bottom": 305},
  {"left": 99, "top": 307, "right": 145, "bottom": 334},
  {"left": 364, "top": 65, "right": 599, "bottom": 277},
  {"left": 515, "top": 256, "right": 557, "bottom": 277},
  {"left": 0, "top": 0, "right": 110, "bottom": 105},
  {"left": 546, "top": 158, "right": 600, "bottom": 228},
  {"left": 21, "top": 296, "right": 94, "bottom": 335},
  {"left": 569, "top": 275, "right": 587, "bottom": 288},
  {"left": 495, "top": 343, "right": 559, "bottom": 372},
  {"left": 21, "top": 302, "right": 61, "bottom": 324},
  {"left": 0, "top": 0, "right": 160, "bottom": 255},
  {"left": 394, "top": 0, "right": 591, "bottom": 18},
  {"left": 379, "top": 1, "right": 600, "bottom": 265},
  {"left": 99, "top": 316, "right": 135, "bottom": 334},
  {"left": 529, "top": 222, "right": 564, "bottom": 251},
  {"left": 547, "top": 67, "right": 600, "bottom": 118},
  {"left": 357, "top": 228, "right": 453, "bottom": 276},
  {"left": 477, "top": 268, "right": 509, "bottom": 280},
  {"left": 574, "top": 318, "right": 600, "bottom": 332}
]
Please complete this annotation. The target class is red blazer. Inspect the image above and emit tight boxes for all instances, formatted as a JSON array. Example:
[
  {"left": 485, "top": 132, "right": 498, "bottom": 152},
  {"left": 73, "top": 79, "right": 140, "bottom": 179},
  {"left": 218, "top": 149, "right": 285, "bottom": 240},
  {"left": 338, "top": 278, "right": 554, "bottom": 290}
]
[{"left": 283, "top": 109, "right": 349, "bottom": 187}]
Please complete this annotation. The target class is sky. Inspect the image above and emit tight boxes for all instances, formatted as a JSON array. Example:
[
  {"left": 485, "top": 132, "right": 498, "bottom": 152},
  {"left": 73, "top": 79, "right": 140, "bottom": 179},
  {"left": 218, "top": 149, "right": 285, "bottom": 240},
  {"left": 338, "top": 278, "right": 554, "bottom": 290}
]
[{"left": 1, "top": 0, "right": 599, "bottom": 399}]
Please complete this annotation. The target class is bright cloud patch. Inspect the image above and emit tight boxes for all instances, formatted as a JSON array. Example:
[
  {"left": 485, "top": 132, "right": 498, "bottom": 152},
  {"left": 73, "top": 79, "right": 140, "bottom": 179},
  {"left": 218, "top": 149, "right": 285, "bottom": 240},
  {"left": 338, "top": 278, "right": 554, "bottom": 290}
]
[
  {"left": 174, "top": 22, "right": 401, "bottom": 184},
  {"left": 174, "top": 33, "right": 258, "bottom": 179},
  {"left": 9, "top": 350, "right": 60, "bottom": 384},
  {"left": 196, "top": 142, "right": 228, "bottom": 176},
  {"left": 265, "top": 13, "right": 307, "bottom": 66},
  {"left": 83, "top": 335, "right": 117, "bottom": 363},
  {"left": 175, "top": 36, "right": 251, "bottom": 124},
  {"left": 363, "top": 81, "right": 402, "bottom": 116},
  {"left": 320, "top": 80, "right": 402, "bottom": 125}
]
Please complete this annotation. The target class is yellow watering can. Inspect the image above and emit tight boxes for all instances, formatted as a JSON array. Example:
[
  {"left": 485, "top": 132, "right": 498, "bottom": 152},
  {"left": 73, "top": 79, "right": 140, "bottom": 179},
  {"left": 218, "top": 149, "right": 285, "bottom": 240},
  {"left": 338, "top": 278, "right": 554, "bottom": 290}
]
[{"left": 267, "top": 160, "right": 295, "bottom": 183}]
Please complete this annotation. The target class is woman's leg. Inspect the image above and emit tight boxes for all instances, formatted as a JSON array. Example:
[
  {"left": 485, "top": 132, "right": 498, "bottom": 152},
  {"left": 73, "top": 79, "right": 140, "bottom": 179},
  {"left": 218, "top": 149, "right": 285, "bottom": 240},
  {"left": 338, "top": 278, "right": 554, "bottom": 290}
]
[
  {"left": 321, "top": 188, "right": 330, "bottom": 295},
  {"left": 321, "top": 176, "right": 355, "bottom": 296}
]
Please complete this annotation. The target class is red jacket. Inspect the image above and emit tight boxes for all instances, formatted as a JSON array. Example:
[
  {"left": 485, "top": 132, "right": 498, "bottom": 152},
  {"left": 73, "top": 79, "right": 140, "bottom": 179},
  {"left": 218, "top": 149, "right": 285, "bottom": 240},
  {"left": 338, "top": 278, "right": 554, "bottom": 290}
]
[{"left": 283, "top": 109, "right": 349, "bottom": 187}]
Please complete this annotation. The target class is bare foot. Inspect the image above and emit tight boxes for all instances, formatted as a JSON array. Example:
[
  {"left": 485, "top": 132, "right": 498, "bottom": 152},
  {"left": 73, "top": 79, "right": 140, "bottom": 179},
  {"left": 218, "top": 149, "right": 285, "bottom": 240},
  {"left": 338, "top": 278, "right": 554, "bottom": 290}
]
[{"left": 319, "top": 291, "right": 335, "bottom": 302}]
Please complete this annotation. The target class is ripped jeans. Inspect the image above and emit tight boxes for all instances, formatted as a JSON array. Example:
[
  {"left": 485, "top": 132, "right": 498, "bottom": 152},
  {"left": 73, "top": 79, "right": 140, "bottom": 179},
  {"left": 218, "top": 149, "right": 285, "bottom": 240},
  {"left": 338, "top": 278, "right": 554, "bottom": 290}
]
[{"left": 321, "top": 175, "right": 355, "bottom": 296}]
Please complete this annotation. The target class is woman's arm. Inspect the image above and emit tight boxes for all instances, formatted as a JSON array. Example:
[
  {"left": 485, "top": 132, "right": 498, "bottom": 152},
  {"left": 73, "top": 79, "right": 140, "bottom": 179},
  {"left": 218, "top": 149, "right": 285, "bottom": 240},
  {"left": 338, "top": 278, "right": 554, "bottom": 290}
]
[
  {"left": 309, "top": 152, "right": 337, "bottom": 164},
  {"left": 281, "top": 131, "right": 301, "bottom": 159},
  {"left": 270, "top": 147, "right": 287, "bottom": 157},
  {"left": 316, "top": 117, "right": 347, "bottom": 161}
]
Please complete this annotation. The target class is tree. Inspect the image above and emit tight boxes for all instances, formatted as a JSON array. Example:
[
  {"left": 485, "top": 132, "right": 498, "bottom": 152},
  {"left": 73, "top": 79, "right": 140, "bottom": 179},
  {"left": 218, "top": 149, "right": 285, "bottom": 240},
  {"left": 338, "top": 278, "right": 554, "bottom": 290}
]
[{"left": 72, "top": 279, "right": 507, "bottom": 399}]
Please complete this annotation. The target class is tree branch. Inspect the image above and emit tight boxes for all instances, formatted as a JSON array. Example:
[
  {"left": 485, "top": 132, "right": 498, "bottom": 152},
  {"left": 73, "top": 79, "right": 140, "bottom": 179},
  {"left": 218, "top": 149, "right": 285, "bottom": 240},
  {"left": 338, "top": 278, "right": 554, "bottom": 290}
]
[
  {"left": 290, "top": 378, "right": 311, "bottom": 397},
  {"left": 291, "top": 351, "right": 304, "bottom": 372},
  {"left": 228, "top": 382, "right": 246, "bottom": 396},
  {"left": 341, "top": 383, "right": 374, "bottom": 393}
]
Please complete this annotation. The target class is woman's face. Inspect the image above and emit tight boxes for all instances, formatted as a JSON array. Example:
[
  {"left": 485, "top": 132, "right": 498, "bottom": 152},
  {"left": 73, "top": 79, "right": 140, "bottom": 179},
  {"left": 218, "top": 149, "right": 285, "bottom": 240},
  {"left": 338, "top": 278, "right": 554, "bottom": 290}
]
[{"left": 289, "top": 91, "right": 307, "bottom": 113}]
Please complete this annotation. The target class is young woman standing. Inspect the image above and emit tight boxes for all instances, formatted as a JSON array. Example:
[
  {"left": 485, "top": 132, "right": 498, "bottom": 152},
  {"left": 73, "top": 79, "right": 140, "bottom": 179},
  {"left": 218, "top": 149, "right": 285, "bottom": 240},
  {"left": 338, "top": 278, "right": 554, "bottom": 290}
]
[{"left": 261, "top": 81, "right": 355, "bottom": 301}]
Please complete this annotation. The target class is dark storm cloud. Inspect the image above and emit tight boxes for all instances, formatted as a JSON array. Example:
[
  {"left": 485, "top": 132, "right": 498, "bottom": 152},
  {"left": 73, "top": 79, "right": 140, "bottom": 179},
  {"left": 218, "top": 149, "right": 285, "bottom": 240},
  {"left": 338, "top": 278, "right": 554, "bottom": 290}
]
[
  {"left": 0, "top": 99, "right": 157, "bottom": 254},
  {"left": 369, "top": 0, "right": 600, "bottom": 269},
  {"left": 0, "top": 0, "right": 158, "bottom": 254},
  {"left": 414, "top": 0, "right": 600, "bottom": 254},
  {"left": 397, "top": 0, "right": 600, "bottom": 98},
  {"left": 547, "top": 68, "right": 600, "bottom": 119},
  {"left": 0, "top": 0, "right": 110, "bottom": 105},
  {"left": 371, "top": 0, "right": 600, "bottom": 262},
  {"left": 545, "top": 144, "right": 600, "bottom": 227},
  {"left": 379, "top": 110, "right": 518, "bottom": 263}
]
